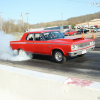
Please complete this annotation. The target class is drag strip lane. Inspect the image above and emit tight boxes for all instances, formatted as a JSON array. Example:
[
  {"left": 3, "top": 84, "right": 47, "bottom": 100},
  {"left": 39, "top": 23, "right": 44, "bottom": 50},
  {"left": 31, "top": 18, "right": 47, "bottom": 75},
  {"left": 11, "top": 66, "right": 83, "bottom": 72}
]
[{"left": 0, "top": 50, "right": 100, "bottom": 82}]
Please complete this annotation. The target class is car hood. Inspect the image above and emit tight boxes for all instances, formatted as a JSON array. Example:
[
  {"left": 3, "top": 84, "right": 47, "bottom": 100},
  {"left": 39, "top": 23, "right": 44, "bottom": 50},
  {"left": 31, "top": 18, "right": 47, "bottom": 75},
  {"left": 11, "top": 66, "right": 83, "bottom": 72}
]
[{"left": 47, "top": 37, "right": 93, "bottom": 45}]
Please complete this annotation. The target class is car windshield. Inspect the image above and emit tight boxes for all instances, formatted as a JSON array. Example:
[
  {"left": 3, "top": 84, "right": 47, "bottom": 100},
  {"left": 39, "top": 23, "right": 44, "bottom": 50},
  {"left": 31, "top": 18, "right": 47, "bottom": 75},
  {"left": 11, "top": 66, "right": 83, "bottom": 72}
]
[{"left": 42, "top": 31, "right": 64, "bottom": 40}]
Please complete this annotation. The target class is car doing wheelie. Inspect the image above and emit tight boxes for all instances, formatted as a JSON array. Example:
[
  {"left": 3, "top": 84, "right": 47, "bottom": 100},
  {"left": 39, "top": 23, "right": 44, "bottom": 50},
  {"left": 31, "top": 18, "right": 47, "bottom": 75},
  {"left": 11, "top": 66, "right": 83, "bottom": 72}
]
[{"left": 10, "top": 30, "right": 95, "bottom": 63}]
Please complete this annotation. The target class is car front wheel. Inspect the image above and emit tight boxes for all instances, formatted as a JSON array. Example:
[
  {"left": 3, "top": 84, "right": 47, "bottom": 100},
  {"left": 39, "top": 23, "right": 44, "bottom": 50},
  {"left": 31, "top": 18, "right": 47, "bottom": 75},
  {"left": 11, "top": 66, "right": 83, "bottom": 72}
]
[{"left": 54, "top": 50, "right": 66, "bottom": 63}]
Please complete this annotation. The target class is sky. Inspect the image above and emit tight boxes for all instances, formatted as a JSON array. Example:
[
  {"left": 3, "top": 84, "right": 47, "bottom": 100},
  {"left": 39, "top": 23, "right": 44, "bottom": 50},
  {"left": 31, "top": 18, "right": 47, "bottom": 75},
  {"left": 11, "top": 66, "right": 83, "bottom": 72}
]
[{"left": 0, "top": 0, "right": 100, "bottom": 24}]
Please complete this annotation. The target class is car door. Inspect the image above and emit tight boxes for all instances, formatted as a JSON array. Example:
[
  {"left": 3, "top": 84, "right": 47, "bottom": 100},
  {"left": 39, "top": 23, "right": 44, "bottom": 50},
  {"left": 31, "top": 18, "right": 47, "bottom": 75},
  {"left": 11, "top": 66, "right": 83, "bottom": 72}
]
[
  {"left": 70, "top": 31, "right": 73, "bottom": 35},
  {"left": 66, "top": 30, "right": 70, "bottom": 35},
  {"left": 23, "top": 33, "right": 34, "bottom": 53},
  {"left": 33, "top": 33, "right": 47, "bottom": 55}
]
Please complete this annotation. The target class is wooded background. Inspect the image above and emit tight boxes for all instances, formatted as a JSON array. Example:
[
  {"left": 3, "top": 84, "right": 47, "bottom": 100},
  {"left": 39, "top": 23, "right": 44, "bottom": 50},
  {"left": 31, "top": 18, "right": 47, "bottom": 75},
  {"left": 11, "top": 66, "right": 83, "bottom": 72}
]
[{"left": 1, "top": 12, "right": 100, "bottom": 33}]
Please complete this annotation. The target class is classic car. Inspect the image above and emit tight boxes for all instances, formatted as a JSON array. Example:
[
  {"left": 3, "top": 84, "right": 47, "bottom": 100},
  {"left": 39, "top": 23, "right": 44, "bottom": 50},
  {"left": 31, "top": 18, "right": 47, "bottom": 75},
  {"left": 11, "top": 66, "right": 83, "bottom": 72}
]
[
  {"left": 63, "top": 30, "right": 77, "bottom": 36},
  {"left": 10, "top": 30, "right": 95, "bottom": 63}
]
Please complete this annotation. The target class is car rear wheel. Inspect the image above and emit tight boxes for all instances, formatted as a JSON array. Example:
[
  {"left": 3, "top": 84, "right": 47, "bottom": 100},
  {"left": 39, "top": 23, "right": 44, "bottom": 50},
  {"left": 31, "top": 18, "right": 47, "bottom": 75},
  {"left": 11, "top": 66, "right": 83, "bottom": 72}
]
[
  {"left": 18, "top": 49, "right": 26, "bottom": 56},
  {"left": 18, "top": 49, "right": 33, "bottom": 58},
  {"left": 67, "top": 33, "right": 69, "bottom": 36},
  {"left": 54, "top": 50, "right": 66, "bottom": 63},
  {"left": 73, "top": 33, "right": 76, "bottom": 35}
]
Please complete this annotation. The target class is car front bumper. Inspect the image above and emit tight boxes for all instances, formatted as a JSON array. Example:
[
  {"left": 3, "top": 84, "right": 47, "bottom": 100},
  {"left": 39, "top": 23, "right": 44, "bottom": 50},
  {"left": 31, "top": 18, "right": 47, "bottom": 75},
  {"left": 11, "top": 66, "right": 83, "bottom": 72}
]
[{"left": 68, "top": 46, "right": 95, "bottom": 57}]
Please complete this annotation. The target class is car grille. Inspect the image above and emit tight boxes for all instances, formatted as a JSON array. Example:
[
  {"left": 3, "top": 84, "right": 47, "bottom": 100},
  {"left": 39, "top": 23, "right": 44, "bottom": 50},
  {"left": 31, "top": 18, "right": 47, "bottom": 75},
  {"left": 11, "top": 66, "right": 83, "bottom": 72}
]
[{"left": 77, "top": 42, "right": 90, "bottom": 49}]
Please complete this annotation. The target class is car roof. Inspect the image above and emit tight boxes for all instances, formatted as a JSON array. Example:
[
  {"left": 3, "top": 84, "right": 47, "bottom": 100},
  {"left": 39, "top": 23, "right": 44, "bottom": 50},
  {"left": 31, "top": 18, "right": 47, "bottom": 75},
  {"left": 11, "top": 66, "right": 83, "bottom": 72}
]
[{"left": 25, "top": 30, "right": 59, "bottom": 34}]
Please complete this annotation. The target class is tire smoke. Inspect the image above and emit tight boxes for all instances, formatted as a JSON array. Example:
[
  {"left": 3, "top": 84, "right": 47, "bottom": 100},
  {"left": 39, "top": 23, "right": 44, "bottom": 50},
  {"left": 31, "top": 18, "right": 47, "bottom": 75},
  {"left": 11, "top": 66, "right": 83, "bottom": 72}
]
[{"left": 0, "top": 31, "right": 32, "bottom": 61}]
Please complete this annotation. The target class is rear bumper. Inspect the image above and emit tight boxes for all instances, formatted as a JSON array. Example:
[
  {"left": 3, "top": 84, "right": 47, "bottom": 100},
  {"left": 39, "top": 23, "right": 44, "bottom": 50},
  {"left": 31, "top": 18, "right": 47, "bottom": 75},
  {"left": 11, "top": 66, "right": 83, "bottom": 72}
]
[{"left": 68, "top": 46, "right": 95, "bottom": 57}]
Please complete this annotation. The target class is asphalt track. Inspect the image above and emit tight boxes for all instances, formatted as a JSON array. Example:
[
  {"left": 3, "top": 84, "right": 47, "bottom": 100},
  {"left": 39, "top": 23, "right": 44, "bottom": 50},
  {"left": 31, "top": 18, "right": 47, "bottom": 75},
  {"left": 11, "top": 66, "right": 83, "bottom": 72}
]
[{"left": 0, "top": 38, "right": 100, "bottom": 82}]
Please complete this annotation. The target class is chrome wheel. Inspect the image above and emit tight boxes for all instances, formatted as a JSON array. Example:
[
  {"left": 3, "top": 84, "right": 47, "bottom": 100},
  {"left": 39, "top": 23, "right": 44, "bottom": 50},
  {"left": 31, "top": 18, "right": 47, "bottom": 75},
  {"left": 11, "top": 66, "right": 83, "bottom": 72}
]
[
  {"left": 55, "top": 52, "right": 63, "bottom": 61},
  {"left": 54, "top": 50, "right": 66, "bottom": 63}
]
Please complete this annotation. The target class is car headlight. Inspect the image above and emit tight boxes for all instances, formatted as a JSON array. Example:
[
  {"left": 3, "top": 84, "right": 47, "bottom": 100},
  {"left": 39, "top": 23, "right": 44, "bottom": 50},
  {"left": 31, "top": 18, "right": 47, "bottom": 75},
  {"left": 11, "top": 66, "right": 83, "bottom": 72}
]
[
  {"left": 90, "top": 41, "right": 95, "bottom": 46},
  {"left": 71, "top": 45, "right": 78, "bottom": 50}
]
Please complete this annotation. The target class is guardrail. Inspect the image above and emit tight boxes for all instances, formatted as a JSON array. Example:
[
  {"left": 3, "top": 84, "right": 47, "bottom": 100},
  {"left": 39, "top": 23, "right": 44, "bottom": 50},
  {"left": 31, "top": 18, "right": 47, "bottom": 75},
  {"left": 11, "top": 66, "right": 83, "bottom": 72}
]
[{"left": 0, "top": 64, "right": 100, "bottom": 100}]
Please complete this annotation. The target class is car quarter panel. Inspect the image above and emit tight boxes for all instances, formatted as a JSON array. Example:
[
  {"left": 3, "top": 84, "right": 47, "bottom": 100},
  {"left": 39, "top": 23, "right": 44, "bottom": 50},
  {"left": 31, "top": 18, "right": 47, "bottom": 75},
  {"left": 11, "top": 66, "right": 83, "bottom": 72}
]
[{"left": 10, "top": 41, "right": 24, "bottom": 50}]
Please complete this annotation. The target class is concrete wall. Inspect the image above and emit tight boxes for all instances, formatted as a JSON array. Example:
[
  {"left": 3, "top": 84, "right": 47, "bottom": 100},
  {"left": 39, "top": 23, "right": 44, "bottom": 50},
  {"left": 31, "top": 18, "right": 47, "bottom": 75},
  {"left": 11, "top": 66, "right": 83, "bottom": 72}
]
[{"left": 0, "top": 64, "right": 100, "bottom": 100}]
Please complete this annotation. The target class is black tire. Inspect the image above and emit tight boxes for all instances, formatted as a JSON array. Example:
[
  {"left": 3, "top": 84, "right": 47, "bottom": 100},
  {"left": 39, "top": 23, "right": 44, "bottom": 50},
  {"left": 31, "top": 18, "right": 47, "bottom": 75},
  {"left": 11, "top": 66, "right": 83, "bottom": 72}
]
[
  {"left": 78, "top": 54, "right": 85, "bottom": 57},
  {"left": 54, "top": 50, "right": 66, "bottom": 63}
]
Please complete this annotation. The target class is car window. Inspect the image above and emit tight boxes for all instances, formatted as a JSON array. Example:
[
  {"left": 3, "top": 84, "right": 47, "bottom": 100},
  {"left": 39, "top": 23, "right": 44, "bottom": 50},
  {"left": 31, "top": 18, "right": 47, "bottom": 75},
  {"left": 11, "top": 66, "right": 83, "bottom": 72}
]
[
  {"left": 26, "top": 34, "right": 33, "bottom": 41},
  {"left": 65, "top": 30, "right": 68, "bottom": 32},
  {"left": 34, "top": 33, "right": 43, "bottom": 41},
  {"left": 42, "top": 31, "right": 64, "bottom": 40}
]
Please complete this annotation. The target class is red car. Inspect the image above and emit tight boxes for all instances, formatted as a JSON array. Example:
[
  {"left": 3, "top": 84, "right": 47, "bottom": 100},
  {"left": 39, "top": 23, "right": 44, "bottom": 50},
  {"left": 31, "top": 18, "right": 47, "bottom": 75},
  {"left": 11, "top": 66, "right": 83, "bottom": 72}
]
[
  {"left": 63, "top": 30, "right": 77, "bottom": 36},
  {"left": 10, "top": 30, "right": 95, "bottom": 63}
]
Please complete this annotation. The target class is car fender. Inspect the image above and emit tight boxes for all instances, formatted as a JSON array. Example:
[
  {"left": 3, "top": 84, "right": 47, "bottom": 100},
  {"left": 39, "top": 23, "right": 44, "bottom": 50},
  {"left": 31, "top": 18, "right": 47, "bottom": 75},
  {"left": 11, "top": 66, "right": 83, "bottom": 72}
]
[
  {"left": 51, "top": 48, "right": 65, "bottom": 56},
  {"left": 51, "top": 45, "right": 70, "bottom": 56}
]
